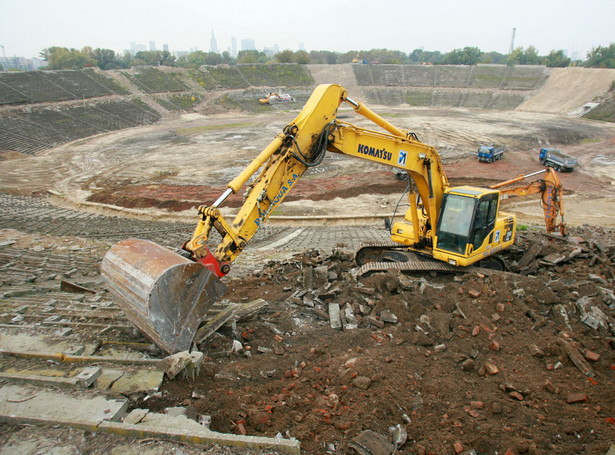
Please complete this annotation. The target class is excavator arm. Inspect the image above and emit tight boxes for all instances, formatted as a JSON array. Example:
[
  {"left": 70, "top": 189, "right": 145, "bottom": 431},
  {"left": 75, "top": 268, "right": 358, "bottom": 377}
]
[
  {"left": 490, "top": 168, "right": 566, "bottom": 236},
  {"left": 185, "top": 84, "right": 450, "bottom": 276}
]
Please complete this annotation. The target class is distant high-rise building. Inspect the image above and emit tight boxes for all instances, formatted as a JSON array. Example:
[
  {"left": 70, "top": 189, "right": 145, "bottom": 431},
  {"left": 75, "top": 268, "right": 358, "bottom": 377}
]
[
  {"left": 298, "top": 42, "right": 305, "bottom": 51},
  {"left": 129, "top": 42, "right": 147, "bottom": 56},
  {"left": 231, "top": 37, "right": 237, "bottom": 57},
  {"left": 210, "top": 30, "right": 218, "bottom": 53},
  {"left": 241, "top": 39, "right": 255, "bottom": 51},
  {"left": 149, "top": 41, "right": 156, "bottom": 51},
  {"left": 273, "top": 44, "right": 279, "bottom": 54},
  {"left": 163, "top": 44, "right": 169, "bottom": 53}
]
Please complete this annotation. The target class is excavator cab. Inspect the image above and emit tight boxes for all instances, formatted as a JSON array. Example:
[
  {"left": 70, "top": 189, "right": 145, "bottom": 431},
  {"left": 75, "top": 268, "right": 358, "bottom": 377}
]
[{"left": 432, "top": 187, "right": 516, "bottom": 266}]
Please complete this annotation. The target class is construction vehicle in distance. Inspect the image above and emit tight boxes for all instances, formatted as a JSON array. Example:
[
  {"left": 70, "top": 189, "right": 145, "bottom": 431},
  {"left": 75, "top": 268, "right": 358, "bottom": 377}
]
[
  {"left": 477, "top": 144, "right": 506, "bottom": 163},
  {"left": 539, "top": 147, "right": 577, "bottom": 172},
  {"left": 101, "top": 84, "right": 566, "bottom": 354},
  {"left": 259, "top": 93, "right": 296, "bottom": 105}
]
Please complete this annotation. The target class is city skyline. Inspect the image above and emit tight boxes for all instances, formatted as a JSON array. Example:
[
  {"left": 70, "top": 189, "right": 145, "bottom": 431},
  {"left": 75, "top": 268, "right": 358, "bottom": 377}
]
[{"left": 0, "top": 0, "right": 613, "bottom": 60}]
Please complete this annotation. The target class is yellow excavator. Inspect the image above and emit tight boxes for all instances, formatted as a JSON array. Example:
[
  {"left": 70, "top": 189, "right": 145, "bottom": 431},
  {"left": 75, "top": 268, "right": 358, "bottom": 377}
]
[{"left": 101, "top": 84, "right": 565, "bottom": 354}]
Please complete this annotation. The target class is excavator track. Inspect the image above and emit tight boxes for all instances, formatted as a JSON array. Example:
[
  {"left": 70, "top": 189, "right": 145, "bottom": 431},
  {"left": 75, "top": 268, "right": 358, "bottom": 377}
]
[{"left": 354, "top": 242, "right": 504, "bottom": 276}]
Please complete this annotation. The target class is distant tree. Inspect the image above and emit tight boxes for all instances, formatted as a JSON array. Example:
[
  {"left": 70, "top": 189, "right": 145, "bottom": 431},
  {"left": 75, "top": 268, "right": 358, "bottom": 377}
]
[
  {"left": 443, "top": 46, "right": 482, "bottom": 65},
  {"left": 86, "top": 48, "right": 125, "bottom": 70},
  {"left": 507, "top": 46, "right": 542, "bottom": 65},
  {"left": 39, "top": 46, "right": 96, "bottom": 69},
  {"left": 545, "top": 49, "right": 571, "bottom": 68},
  {"left": 236, "top": 50, "right": 267, "bottom": 64},
  {"left": 408, "top": 48, "right": 443, "bottom": 64},
  {"left": 479, "top": 51, "right": 507, "bottom": 64},
  {"left": 134, "top": 50, "right": 176, "bottom": 67},
  {"left": 309, "top": 50, "right": 339, "bottom": 64},
  {"left": 294, "top": 50, "right": 310, "bottom": 64},
  {"left": 585, "top": 43, "right": 615, "bottom": 68},
  {"left": 177, "top": 51, "right": 207, "bottom": 67},
  {"left": 221, "top": 51, "right": 234, "bottom": 65},
  {"left": 275, "top": 50, "right": 294, "bottom": 63}
]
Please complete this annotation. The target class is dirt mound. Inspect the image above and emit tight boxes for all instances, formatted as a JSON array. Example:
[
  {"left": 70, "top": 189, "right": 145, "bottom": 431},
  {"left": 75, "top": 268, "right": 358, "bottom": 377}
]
[
  {"left": 138, "top": 226, "right": 615, "bottom": 454},
  {"left": 517, "top": 68, "right": 615, "bottom": 115}
]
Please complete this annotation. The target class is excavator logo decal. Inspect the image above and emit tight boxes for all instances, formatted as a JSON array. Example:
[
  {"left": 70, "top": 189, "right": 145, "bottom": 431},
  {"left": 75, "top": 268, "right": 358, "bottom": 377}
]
[
  {"left": 357, "top": 144, "right": 392, "bottom": 162},
  {"left": 398, "top": 150, "right": 408, "bottom": 166},
  {"left": 254, "top": 173, "right": 300, "bottom": 226}
]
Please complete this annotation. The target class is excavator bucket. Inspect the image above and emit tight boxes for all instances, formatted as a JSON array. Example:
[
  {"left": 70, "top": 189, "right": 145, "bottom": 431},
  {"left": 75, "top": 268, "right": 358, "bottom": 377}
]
[{"left": 101, "top": 239, "right": 226, "bottom": 354}]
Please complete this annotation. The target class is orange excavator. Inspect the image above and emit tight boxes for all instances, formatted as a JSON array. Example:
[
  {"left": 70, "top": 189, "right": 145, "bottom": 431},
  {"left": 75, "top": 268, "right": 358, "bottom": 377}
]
[{"left": 490, "top": 168, "right": 566, "bottom": 236}]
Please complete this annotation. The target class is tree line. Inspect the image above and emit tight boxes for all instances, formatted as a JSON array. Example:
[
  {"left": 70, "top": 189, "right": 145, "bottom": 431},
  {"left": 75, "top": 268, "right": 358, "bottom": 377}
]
[{"left": 33, "top": 43, "right": 615, "bottom": 71}]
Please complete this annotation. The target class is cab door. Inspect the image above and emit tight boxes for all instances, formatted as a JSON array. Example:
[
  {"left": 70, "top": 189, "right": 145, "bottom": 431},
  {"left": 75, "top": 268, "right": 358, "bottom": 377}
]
[{"left": 468, "top": 193, "right": 499, "bottom": 254}]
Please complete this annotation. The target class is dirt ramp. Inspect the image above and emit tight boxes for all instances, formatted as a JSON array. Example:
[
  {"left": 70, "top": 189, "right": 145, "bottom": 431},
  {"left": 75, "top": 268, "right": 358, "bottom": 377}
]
[{"left": 517, "top": 67, "right": 615, "bottom": 114}]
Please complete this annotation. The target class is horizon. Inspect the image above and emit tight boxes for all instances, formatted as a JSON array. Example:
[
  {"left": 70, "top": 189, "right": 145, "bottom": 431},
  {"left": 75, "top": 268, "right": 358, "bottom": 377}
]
[{"left": 1, "top": 0, "right": 613, "bottom": 61}]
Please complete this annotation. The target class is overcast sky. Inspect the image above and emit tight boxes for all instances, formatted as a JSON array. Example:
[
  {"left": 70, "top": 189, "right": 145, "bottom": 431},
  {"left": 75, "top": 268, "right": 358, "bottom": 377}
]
[{"left": 0, "top": 0, "right": 612, "bottom": 60}]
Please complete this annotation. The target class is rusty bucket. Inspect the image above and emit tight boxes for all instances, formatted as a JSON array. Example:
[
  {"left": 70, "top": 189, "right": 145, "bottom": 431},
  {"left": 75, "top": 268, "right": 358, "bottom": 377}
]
[{"left": 101, "top": 239, "right": 226, "bottom": 354}]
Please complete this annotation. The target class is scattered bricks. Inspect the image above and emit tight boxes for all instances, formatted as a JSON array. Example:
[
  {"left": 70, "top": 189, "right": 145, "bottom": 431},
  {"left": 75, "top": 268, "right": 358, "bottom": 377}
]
[
  {"left": 496, "top": 303, "right": 506, "bottom": 312},
  {"left": 584, "top": 350, "right": 601, "bottom": 362},
  {"left": 351, "top": 286, "right": 376, "bottom": 295},
  {"left": 312, "top": 306, "right": 329, "bottom": 320},
  {"left": 365, "top": 315, "right": 384, "bottom": 329},
  {"left": 465, "top": 408, "right": 480, "bottom": 418},
  {"left": 566, "top": 392, "right": 589, "bottom": 404},
  {"left": 453, "top": 441, "right": 464, "bottom": 454},
  {"left": 461, "top": 359, "right": 475, "bottom": 371},
  {"left": 468, "top": 289, "right": 481, "bottom": 299},
  {"left": 343, "top": 303, "right": 358, "bottom": 330},
  {"left": 328, "top": 303, "right": 342, "bottom": 330},
  {"left": 470, "top": 401, "right": 484, "bottom": 410},
  {"left": 471, "top": 326, "right": 480, "bottom": 337},
  {"left": 490, "top": 341, "right": 501, "bottom": 351},
  {"left": 509, "top": 391, "right": 524, "bottom": 401},
  {"left": 491, "top": 313, "right": 501, "bottom": 323},
  {"left": 344, "top": 357, "right": 358, "bottom": 369},
  {"left": 379, "top": 309, "right": 398, "bottom": 324},
  {"left": 303, "top": 267, "right": 314, "bottom": 290},
  {"left": 484, "top": 362, "right": 499, "bottom": 375},
  {"left": 313, "top": 266, "right": 329, "bottom": 288},
  {"left": 544, "top": 380, "right": 557, "bottom": 394},
  {"left": 529, "top": 344, "right": 545, "bottom": 358},
  {"left": 353, "top": 376, "right": 372, "bottom": 390}
]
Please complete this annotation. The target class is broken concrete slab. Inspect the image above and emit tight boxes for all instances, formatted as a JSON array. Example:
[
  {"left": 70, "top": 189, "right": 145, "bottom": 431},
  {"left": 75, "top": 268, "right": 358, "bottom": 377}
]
[
  {"left": 100, "top": 412, "right": 301, "bottom": 454},
  {"left": 328, "top": 303, "right": 342, "bottom": 329},
  {"left": 110, "top": 368, "right": 164, "bottom": 394},
  {"left": 0, "top": 384, "right": 127, "bottom": 425},
  {"left": 348, "top": 429, "right": 394, "bottom": 455}
]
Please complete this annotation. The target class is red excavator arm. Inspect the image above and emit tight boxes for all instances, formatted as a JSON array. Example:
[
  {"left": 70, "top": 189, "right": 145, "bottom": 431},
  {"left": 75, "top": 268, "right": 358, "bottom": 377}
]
[{"left": 490, "top": 168, "right": 566, "bottom": 236}]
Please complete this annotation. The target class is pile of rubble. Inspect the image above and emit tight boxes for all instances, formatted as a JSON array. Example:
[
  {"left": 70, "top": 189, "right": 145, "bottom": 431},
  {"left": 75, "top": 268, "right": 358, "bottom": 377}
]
[{"left": 145, "top": 226, "right": 615, "bottom": 454}]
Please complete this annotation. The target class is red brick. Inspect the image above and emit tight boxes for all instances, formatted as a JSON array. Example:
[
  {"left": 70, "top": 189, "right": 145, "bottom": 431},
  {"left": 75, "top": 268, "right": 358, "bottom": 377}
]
[
  {"left": 484, "top": 362, "right": 499, "bottom": 375},
  {"left": 584, "top": 350, "right": 601, "bottom": 362},
  {"left": 453, "top": 441, "right": 464, "bottom": 454},
  {"left": 566, "top": 392, "right": 589, "bottom": 404},
  {"left": 509, "top": 391, "right": 524, "bottom": 401}
]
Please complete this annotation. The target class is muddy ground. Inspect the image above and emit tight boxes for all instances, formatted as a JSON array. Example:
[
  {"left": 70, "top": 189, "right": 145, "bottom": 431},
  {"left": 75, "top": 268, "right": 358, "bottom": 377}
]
[{"left": 1, "top": 105, "right": 615, "bottom": 454}]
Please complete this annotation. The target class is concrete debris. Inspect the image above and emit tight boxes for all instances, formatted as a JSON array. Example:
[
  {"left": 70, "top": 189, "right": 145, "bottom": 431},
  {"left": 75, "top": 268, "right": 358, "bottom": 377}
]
[
  {"left": 158, "top": 350, "right": 204, "bottom": 380},
  {"left": 348, "top": 430, "right": 395, "bottom": 455}
]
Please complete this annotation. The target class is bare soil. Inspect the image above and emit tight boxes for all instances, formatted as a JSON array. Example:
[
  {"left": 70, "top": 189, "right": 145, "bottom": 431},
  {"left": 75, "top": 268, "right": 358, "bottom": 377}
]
[{"left": 139, "top": 226, "right": 615, "bottom": 455}]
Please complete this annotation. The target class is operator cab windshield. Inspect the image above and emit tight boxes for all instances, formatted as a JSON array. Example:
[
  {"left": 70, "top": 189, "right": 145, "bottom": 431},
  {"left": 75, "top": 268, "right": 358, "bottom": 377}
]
[{"left": 436, "top": 194, "right": 475, "bottom": 254}]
